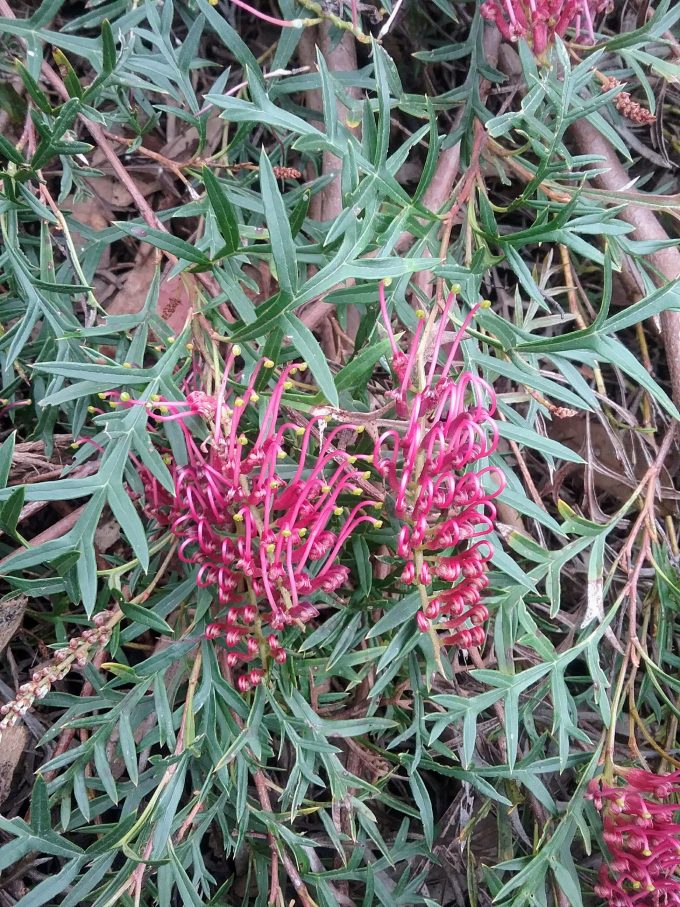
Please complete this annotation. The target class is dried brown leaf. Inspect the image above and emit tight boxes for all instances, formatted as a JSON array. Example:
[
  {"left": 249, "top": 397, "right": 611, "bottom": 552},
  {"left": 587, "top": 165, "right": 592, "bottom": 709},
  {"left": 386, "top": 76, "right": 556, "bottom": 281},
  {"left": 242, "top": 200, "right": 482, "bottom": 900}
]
[
  {"left": 0, "top": 595, "right": 27, "bottom": 654},
  {"left": 0, "top": 724, "right": 28, "bottom": 806}
]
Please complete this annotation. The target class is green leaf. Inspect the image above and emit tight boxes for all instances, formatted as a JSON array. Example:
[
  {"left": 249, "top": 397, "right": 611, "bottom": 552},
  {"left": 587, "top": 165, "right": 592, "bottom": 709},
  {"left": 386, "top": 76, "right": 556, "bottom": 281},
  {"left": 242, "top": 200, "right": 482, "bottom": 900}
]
[
  {"left": 0, "top": 133, "right": 24, "bottom": 165},
  {"left": 121, "top": 600, "right": 174, "bottom": 636},
  {"left": 29, "top": 775, "right": 51, "bottom": 836},
  {"left": 113, "top": 222, "right": 212, "bottom": 265},
  {"left": 259, "top": 149, "right": 298, "bottom": 294},
  {"left": 107, "top": 484, "right": 149, "bottom": 572},
  {"left": 0, "top": 432, "right": 16, "bottom": 488},
  {"left": 497, "top": 421, "right": 584, "bottom": 464},
  {"left": 101, "top": 19, "right": 116, "bottom": 74},
  {"left": 0, "top": 486, "right": 25, "bottom": 539},
  {"left": 202, "top": 165, "right": 240, "bottom": 254},
  {"left": 118, "top": 710, "right": 139, "bottom": 786},
  {"left": 409, "top": 772, "right": 434, "bottom": 849},
  {"left": 282, "top": 315, "right": 338, "bottom": 406},
  {"left": 16, "top": 62, "right": 52, "bottom": 114},
  {"left": 335, "top": 338, "right": 392, "bottom": 393},
  {"left": 366, "top": 592, "right": 421, "bottom": 638}
]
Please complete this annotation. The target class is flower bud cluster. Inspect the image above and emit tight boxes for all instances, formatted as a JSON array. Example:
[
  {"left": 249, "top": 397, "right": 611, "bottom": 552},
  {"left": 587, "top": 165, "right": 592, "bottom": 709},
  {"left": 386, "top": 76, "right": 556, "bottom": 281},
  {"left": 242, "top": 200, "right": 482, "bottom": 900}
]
[
  {"left": 377, "top": 285, "right": 504, "bottom": 649},
  {"left": 481, "top": 0, "right": 610, "bottom": 55},
  {"left": 0, "top": 611, "right": 112, "bottom": 741},
  {"left": 137, "top": 351, "right": 381, "bottom": 692},
  {"left": 587, "top": 768, "right": 680, "bottom": 906}
]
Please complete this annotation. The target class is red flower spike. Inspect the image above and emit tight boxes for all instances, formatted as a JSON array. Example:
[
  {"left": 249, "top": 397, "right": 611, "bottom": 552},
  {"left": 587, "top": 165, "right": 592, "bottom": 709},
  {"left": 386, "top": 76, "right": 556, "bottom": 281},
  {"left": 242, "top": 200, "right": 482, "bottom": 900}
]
[
  {"left": 137, "top": 355, "right": 379, "bottom": 690},
  {"left": 587, "top": 768, "right": 680, "bottom": 906},
  {"left": 376, "top": 286, "right": 504, "bottom": 650},
  {"left": 480, "top": 0, "right": 611, "bottom": 55}
]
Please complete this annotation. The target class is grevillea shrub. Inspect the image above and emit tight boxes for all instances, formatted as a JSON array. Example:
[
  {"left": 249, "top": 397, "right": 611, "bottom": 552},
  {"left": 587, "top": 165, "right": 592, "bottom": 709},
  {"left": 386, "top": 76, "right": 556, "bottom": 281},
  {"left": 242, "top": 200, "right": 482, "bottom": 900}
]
[
  {"left": 135, "top": 287, "right": 503, "bottom": 688},
  {"left": 2, "top": 2, "right": 680, "bottom": 905}
]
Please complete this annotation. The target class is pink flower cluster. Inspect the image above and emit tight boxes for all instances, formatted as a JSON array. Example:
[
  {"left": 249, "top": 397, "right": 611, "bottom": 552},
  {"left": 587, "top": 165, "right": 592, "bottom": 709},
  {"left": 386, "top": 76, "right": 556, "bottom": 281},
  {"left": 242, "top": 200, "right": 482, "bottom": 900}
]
[
  {"left": 377, "top": 286, "right": 504, "bottom": 648},
  {"left": 480, "top": 0, "right": 610, "bottom": 55},
  {"left": 137, "top": 350, "right": 381, "bottom": 691},
  {"left": 125, "top": 285, "right": 502, "bottom": 687},
  {"left": 587, "top": 768, "right": 680, "bottom": 906}
]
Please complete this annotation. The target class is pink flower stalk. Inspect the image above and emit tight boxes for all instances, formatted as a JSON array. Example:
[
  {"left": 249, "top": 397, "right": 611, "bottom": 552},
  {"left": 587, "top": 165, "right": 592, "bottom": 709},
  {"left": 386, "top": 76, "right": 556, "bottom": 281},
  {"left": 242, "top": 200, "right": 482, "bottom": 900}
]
[
  {"left": 480, "top": 0, "right": 610, "bottom": 55},
  {"left": 376, "top": 285, "right": 504, "bottom": 649},
  {"left": 136, "top": 353, "right": 381, "bottom": 691},
  {"left": 587, "top": 768, "right": 680, "bottom": 906}
]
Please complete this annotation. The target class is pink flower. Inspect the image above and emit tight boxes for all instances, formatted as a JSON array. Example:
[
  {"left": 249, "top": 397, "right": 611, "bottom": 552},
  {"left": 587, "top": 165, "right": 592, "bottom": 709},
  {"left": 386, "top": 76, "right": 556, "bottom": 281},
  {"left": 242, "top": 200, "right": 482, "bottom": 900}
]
[
  {"left": 480, "top": 0, "right": 610, "bottom": 55},
  {"left": 376, "top": 285, "right": 504, "bottom": 649},
  {"left": 587, "top": 768, "right": 680, "bottom": 906},
  {"left": 138, "top": 351, "right": 381, "bottom": 690}
]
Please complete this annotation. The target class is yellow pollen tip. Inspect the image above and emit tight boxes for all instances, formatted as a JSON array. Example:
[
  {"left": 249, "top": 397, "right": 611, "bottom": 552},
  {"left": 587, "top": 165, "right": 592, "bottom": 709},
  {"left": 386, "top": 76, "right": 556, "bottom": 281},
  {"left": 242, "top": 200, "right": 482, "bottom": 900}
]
[
  {"left": 334, "top": 507, "right": 343, "bottom": 516},
  {"left": 373, "top": 520, "right": 383, "bottom": 529},
  {"left": 283, "top": 380, "right": 293, "bottom": 390},
  {"left": 350, "top": 487, "right": 362, "bottom": 496},
  {"left": 123, "top": 362, "right": 132, "bottom": 368},
  {"left": 120, "top": 392, "right": 130, "bottom": 402},
  {"left": 294, "top": 426, "right": 305, "bottom": 435},
  {"left": 320, "top": 484, "right": 331, "bottom": 494},
  {"left": 264, "top": 358, "right": 275, "bottom": 368},
  {"left": 238, "top": 435, "right": 248, "bottom": 445},
  {"left": 167, "top": 336, "right": 175, "bottom": 344},
  {"left": 371, "top": 501, "right": 383, "bottom": 510},
  {"left": 266, "top": 543, "right": 275, "bottom": 553},
  {"left": 186, "top": 342, "right": 194, "bottom": 351},
  {"left": 480, "top": 298, "right": 492, "bottom": 309},
  {"left": 98, "top": 393, "right": 107, "bottom": 400},
  {"left": 383, "top": 277, "right": 392, "bottom": 287},
  {"left": 298, "top": 528, "right": 307, "bottom": 537},
  {"left": 642, "top": 849, "right": 652, "bottom": 856},
  {"left": 233, "top": 513, "right": 244, "bottom": 523},
  {"left": 277, "top": 450, "right": 286, "bottom": 459},
  {"left": 162, "top": 454, "right": 172, "bottom": 464},
  {"left": 154, "top": 345, "right": 163, "bottom": 352},
  {"left": 151, "top": 394, "right": 161, "bottom": 402},
  {"left": 249, "top": 392, "right": 259, "bottom": 403},
  {"left": 234, "top": 397, "right": 244, "bottom": 407},
  {"left": 451, "top": 283, "right": 461, "bottom": 294},
  {"left": 232, "top": 344, "right": 241, "bottom": 356},
  {"left": 87, "top": 406, "right": 96, "bottom": 413},
  {"left": 269, "top": 481, "right": 280, "bottom": 489},
  {"left": 159, "top": 405, "right": 169, "bottom": 414},
  {"left": 362, "top": 470, "right": 371, "bottom": 479},
  {"left": 355, "top": 426, "right": 365, "bottom": 434},
  {"left": 290, "top": 367, "right": 298, "bottom": 375},
  {"left": 282, "top": 529, "right": 292, "bottom": 538},
  {"left": 70, "top": 442, "right": 80, "bottom": 449},
  {"left": 347, "top": 456, "right": 357, "bottom": 464},
  {"left": 415, "top": 309, "right": 426, "bottom": 319},
  {"left": 297, "top": 362, "right": 308, "bottom": 371},
  {"left": 109, "top": 401, "right": 118, "bottom": 407}
]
